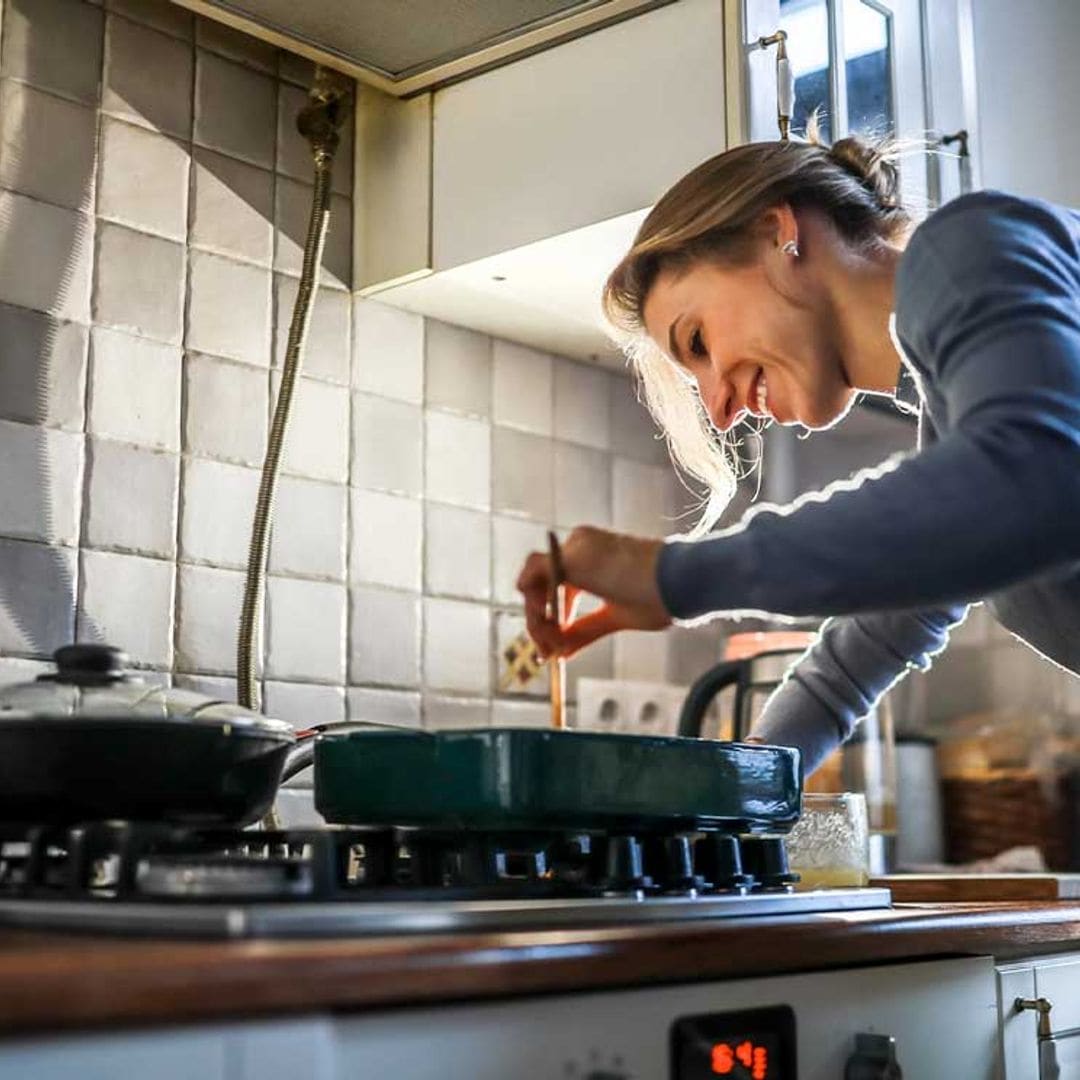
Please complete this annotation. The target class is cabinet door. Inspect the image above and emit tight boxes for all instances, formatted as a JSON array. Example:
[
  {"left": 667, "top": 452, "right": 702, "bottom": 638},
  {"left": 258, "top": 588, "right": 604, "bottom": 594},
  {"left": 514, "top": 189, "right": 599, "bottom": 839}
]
[{"left": 744, "top": 0, "right": 928, "bottom": 208}]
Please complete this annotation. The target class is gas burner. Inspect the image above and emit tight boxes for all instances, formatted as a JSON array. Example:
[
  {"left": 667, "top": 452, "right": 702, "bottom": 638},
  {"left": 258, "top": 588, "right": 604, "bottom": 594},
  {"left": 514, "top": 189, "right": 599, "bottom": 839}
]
[{"left": 0, "top": 822, "right": 891, "bottom": 938}]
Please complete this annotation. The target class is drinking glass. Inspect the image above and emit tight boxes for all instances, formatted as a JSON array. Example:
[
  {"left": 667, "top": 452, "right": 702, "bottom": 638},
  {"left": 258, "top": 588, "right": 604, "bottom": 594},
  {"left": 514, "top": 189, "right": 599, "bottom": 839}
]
[{"left": 786, "top": 792, "right": 870, "bottom": 890}]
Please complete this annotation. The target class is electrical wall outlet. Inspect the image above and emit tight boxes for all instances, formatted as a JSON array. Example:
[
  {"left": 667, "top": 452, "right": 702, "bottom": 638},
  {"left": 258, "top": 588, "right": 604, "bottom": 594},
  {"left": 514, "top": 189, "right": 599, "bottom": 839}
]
[{"left": 576, "top": 678, "right": 695, "bottom": 738}]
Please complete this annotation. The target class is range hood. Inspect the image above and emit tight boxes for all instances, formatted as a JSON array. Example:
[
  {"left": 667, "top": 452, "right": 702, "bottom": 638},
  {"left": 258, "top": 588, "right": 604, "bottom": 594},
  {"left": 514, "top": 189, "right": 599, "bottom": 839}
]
[{"left": 175, "top": 0, "right": 673, "bottom": 95}]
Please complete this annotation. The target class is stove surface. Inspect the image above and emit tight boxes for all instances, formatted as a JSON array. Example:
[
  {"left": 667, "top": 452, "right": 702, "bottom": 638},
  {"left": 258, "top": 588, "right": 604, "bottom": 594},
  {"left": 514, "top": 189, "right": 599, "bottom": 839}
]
[{"left": 0, "top": 821, "right": 891, "bottom": 938}]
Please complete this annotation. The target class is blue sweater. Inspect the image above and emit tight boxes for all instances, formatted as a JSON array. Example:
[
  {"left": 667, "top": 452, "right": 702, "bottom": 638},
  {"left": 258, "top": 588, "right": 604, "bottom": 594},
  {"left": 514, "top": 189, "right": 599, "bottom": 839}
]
[{"left": 656, "top": 192, "right": 1080, "bottom": 773}]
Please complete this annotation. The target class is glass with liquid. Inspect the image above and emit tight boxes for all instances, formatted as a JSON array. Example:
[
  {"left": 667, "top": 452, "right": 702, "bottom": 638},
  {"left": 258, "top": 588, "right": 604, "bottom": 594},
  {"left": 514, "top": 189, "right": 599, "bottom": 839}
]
[{"left": 786, "top": 792, "right": 870, "bottom": 890}]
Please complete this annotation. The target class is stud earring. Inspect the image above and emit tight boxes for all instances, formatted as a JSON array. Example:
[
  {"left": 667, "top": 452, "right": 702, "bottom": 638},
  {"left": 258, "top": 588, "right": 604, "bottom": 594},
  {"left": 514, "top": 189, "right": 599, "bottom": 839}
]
[{"left": 781, "top": 240, "right": 799, "bottom": 257}]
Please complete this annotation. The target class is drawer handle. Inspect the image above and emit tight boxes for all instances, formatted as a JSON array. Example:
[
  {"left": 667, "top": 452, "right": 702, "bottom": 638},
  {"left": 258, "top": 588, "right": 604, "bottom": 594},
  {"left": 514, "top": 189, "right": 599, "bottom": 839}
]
[{"left": 1016, "top": 997, "right": 1053, "bottom": 1038}]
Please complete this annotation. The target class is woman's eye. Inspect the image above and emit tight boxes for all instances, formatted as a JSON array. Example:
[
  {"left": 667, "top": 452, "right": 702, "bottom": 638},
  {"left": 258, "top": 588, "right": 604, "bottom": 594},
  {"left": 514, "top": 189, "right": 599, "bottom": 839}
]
[{"left": 689, "top": 329, "right": 706, "bottom": 357}]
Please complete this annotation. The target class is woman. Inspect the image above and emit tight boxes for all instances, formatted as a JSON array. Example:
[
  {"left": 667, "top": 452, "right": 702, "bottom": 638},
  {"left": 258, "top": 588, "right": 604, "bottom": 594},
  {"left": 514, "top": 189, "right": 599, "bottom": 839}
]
[{"left": 517, "top": 133, "right": 1080, "bottom": 775}]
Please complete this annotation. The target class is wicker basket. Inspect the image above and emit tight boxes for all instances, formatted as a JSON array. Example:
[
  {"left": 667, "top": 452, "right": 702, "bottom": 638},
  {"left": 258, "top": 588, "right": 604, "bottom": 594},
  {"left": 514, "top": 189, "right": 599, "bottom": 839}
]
[{"left": 941, "top": 769, "right": 1071, "bottom": 870}]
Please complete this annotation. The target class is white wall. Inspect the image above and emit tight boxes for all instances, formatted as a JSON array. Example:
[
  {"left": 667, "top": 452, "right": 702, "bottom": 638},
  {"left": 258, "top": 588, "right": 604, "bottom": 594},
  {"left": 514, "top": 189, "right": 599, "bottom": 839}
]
[{"left": 971, "top": 0, "right": 1080, "bottom": 205}]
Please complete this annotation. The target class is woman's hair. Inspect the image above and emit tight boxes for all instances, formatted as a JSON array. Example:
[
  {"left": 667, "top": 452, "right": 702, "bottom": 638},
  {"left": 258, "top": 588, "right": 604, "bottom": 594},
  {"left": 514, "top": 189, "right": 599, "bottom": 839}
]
[{"left": 603, "top": 127, "right": 911, "bottom": 534}]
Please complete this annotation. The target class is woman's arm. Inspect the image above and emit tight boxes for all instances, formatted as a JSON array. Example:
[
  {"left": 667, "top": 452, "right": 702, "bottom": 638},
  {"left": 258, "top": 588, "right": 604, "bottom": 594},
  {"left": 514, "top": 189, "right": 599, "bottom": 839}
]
[{"left": 751, "top": 604, "right": 967, "bottom": 773}]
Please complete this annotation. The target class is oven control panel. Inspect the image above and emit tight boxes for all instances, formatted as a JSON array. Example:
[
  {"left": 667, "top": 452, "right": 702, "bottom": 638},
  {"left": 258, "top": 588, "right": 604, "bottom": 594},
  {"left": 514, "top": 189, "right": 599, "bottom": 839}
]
[{"left": 332, "top": 955, "right": 998, "bottom": 1078}]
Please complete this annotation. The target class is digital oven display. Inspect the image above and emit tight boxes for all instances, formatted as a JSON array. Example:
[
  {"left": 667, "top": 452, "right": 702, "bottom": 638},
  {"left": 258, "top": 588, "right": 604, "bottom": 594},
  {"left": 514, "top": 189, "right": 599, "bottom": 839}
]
[{"left": 671, "top": 1006, "right": 796, "bottom": 1079}]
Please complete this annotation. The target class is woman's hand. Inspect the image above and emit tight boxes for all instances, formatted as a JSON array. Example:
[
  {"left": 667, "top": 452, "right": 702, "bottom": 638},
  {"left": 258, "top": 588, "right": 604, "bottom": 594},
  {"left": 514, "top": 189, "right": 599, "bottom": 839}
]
[{"left": 516, "top": 526, "right": 673, "bottom": 658}]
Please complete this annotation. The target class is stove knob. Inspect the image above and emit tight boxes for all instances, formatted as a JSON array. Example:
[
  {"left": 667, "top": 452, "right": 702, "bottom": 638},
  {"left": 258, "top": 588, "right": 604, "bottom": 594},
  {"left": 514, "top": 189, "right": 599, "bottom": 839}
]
[
  {"left": 845, "top": 1033, "right": 902, "bottom": 1080},
  {"left": 660, "top": 836, "right": 705, "bottom": 892},
  {"left": 695, "top": 834, "right": 753, "bottom": 891},
  {"left": 602, "top": 836, "right": 653, "bottom": 892},
  {"left": 740, "top": 836, "right": 799, "bottom": 891}
]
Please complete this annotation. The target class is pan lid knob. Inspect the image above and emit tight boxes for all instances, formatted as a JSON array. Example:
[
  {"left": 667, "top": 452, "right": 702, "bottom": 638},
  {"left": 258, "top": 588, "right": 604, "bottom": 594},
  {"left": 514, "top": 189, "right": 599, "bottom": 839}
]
[{"left": 46, "top": 644, "right": 130, "bottom": 686}]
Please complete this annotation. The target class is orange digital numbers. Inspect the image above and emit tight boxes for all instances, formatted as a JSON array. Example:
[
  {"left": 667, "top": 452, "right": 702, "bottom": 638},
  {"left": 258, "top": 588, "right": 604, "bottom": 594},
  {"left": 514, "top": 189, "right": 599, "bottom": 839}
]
[
  {"left": 711, "top": 1042, "right": 734, "bottom": 1074},
  {"left": 709, "top": 1038, "right": 769, "bottom": 1078}
]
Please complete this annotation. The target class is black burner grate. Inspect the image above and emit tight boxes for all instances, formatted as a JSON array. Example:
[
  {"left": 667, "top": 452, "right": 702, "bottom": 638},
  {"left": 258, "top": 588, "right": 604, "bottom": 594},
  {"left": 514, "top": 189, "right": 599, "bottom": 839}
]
[{"left": 0, "top": 823, "right": 796, "bottom": 903}]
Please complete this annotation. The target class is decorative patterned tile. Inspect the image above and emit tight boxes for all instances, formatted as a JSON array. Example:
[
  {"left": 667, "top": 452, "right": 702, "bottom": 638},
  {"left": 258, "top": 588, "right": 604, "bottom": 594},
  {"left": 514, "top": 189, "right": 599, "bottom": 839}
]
[
  {"left": 0, "top": 538, "right": 76, "bottom": 656},
  {"left": 352, "top": 298, "right": 424, "bottom": 403},
  {"left": 186, "top": 249, "right": 272, "bottom": 365},
  {"left": 0, "top": 80, "right": 98, "bottom": 212},
  {"left": 103, "top": 14, "right": 193, "bottom": 138},
  {"left": 0, "top": 420, "right": 82, "bottom": 545},
  {"left": 0, "top": 190, "right": 92, "bottom": 323},
  {"left": 194, "top": 51, "right": 276, "bottom": 169},
  {"left": 191, "top": 148, "right": 274, "bottom": 266},
  {"left": 554, "top": 358, "right": 611, "bottom": 449},
  {"left": 492, "top": 427, "right": 553, "bottom": 521},
  {"left": 89, "top": 327, "right": 180, "bottom": 451},
  {"left": 176, "top": 563, "right": 245, "bottom": 674},
  {"left": 425, "top": 503, "right": 490, "bottom": 600},
  {"left": 425, "top": 412, "right": 491, "bottom": 511},
  {"left": 423, "top": 597, "right": 490, "bottom": 695},
  {"left": 85, "top": 438, "right": 178, "bottom": 558},
  {"left": 425, "top": 320, "right": 491, "bottom": 418},
  {"left": 270, "top": 476, "right": 347, "bottom": 581},
  {"left": 94, "top": 222, "right": 184, "bottom": 344},
  {"left": 266, "top": 576, "right": 346, "bottom": 683},
  {"left": 349, "top": 489, "right": 422, "bottom": 591},
  {"left": 183, "top": 353, "right": 268, "bottom": 465},
  {"left": 97, "top": 115, "right": 189, "bottom": 240},
  {"left": 77, "top": 548, "right": 173, "bottom": 668},
  {"left": 351, "top": 393, "right": 423, "bottom": 496},
  {"left": 494, "top": 610, "right": 548, "bottom": 698},
  {"left": 179, "top": 457, "right": 259, "bottom": 569},
  {"left": 0, "top": 304, "right": 86, "bottom": 430},
  {"left": 349, "top": 585, "right": 420, "bottom": 688},
  {"left": 274, "top": 276, "right": 350, "bottom": 384},
  {"left": 2, "top": 0, "right": 104, "bottom": 105},
  {"left": 492, "top": 339, "right": 552, "bottom": 435}
]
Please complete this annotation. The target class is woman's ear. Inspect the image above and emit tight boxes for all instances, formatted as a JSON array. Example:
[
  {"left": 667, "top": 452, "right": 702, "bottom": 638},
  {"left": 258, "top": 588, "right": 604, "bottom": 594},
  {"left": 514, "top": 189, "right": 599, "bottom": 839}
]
[{"left": 766, "top": 203, "right": 800, "bottom": 255}]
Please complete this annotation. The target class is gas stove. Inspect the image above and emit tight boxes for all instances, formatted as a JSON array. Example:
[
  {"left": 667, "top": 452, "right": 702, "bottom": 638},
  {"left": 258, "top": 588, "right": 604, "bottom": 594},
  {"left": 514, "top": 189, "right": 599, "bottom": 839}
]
[{"left": 0, "top": 821, "right": 889, "bottom": 938}]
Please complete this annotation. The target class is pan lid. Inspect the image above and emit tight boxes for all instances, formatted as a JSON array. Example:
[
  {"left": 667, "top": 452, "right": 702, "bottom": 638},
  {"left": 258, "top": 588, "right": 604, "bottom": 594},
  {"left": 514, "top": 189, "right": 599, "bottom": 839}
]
[{"left": 0, "top": 644, "right": 293, "bottom": 736}]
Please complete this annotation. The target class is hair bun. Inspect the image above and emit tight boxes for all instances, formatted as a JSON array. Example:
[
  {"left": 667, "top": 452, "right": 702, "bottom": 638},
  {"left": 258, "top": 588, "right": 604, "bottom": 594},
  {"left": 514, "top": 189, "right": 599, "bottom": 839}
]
[{"left": 828, "top": 135, "right": 902, "bottom": 210}]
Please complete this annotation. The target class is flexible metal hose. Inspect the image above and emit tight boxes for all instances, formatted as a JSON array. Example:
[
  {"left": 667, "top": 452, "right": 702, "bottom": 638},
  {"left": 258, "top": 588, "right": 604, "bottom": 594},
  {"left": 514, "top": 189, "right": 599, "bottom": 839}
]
[{"left": 235, "top": 71, "right": 349, "bottom": 828}]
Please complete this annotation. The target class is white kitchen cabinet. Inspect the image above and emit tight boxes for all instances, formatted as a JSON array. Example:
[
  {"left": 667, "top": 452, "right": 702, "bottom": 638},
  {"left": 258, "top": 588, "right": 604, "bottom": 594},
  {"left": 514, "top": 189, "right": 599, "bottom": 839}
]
[{"left": 998, "top": 951, "right": 1080, "bottom": 1079}]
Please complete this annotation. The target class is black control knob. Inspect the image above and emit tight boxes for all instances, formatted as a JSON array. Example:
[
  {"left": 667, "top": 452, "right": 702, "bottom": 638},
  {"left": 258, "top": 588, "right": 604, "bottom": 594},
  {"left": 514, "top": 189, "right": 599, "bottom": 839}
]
[
  {"left": 661, "top": 835, "right": 706, "bottom": 893},
  {"left": 845, "top": 1033, "right": 902, "bottom": 1079},
  {"left": 694, "top": 834, "right": 753, "bottom": 892},
  {"left": 739, "top": 836, "right": 799, "bottom": 891},
  {"left": 602, "top": 836, "right": 653, "bottom": 892}
]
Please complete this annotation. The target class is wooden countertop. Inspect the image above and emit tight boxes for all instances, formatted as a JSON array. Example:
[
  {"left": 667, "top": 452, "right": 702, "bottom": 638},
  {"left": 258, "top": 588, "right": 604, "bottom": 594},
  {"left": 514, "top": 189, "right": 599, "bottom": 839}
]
[{"left": 3, "top": 902, "right": 1080, "bottom": 1036}]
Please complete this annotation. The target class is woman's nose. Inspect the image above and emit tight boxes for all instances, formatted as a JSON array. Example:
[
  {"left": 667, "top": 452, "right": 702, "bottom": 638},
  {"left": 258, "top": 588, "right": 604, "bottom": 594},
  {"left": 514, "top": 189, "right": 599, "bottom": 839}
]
[{"left": 697, "top": 372, "right": 740, "bottom": 432}]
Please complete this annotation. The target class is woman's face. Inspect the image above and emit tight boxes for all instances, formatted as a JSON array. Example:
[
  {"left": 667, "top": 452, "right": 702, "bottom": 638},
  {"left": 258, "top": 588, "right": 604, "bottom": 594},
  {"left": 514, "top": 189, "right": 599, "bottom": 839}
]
[{"left": 641, "top": 241, "right": 856, "bottom": 432}]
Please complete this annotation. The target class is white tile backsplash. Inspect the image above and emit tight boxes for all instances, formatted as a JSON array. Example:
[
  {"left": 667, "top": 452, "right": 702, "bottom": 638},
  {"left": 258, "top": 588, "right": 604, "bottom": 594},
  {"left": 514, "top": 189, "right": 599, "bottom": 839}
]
[
  {"left": 0, "top": 79, "right": 98, "bottom": 213},
  {"left": 492, "top": 339, "right": 552, "bottom": 435},
  {"left": 266, "top": 576, "right": 346, "bottom": 683},
  {"left": 97, "top": 115, "right": 189, "bottom": 240},
  {"left": 194, "top": 50, "right": 276, "bottom": 170},
  {"left": 423, "top": 597, "right": 490, "bottom": 694},
  {"left": 426, "top": 320, "right": 491, "bottom": 418},
  {"left": 279, "top": 375, "right": 350, "bottom": 483},
  {"left": 493, "top": 427, "right": 553, "bottom": 521},
  {"left": 3, "top": 0, "right": 104, "bottom": 105},
  {"left": 349, "top": 489, "right": 422, "bottom": 591},
  {"left": 491, "top": 515, "right": 547, "bottom": 607},
  {"left": 0, "top": 538, "right": 76, "bottom": 655},
  {"left": 425, "top": 503, "right": 490, "bottom": 601},
  {"left": 89, "top": 327, "right": 181, "bottom": 451},
  {"left": 107, "top": 0, "right": 193, "bottom": 41},
  {"left": 186, "top": 249, "right": 272, "bottom": 364},
  {"left": 274, "top": 177, "right": 351, "bottom": 289},
  {"left": 347, "top": 686, "right": 422, "bottom": 728},
  {"left": 424, "top": 694, "right": 490, "bottom": 730},
  {"left": 353, "top": 298, "right": 424, "bottom": 403},
  {"left": 85, "top": 438, "right": 178, "bottom": 558},
  {"left": 271, "top": 475, "right": 347, "bottom": 581},
  {"left": 265, "top": 679, "right": 345, "bottom": 732},
  {"left": 274, "top": 276, "right": 351, "bottom": 384},
  {"left": 554, "top": 358, "right": 611, "bottom": 450},
  {"left": 351, "top": 393, "right": 423, "bottom": 495},
  {"left": 191, "top": 148, "right": 274, "bottom": 265},
  {"left": 195, "top": 17, "right": 277, "bottom": 73},
  {"left": 94, "top": 221, "right": 184, "bottom": 343},
  {"left": 179, "top": 457, "right": 259, "bottom": 568},
  {"left": 426, "top": 411, "right": 491, "bottom": 511},
  {"left": 78, "top": 548, "right": 173, "bottom": 668},
  {"left": 554, "top": 441, "right": 612, "bottom": 529},
  {"left": 0, "top": 189, "right": 92, "bottom": 323},
  {"left": 103, "top": 13, "right": 193, "bottom": 138},
  {"left": 176, "top": 563, "right": 245, "bottom": 674},
  {"left": 0, "top": 420, "right": 83, "bottom": 545},
  {"left": 184, "top": 352, "right": 268, "bottom": 464},
  {"left": 612, "top": 457, "right": 673, "bottom": 537},
  {"left": 349, "top": 585, "right": 420, "bottom": 687}
]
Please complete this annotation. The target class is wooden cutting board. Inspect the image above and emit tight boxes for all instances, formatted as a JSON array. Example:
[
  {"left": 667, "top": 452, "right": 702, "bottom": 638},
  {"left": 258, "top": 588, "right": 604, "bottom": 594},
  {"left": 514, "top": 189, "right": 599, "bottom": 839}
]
[{"left": 871, "top": 873, "right": 1080, "bottom": 902}]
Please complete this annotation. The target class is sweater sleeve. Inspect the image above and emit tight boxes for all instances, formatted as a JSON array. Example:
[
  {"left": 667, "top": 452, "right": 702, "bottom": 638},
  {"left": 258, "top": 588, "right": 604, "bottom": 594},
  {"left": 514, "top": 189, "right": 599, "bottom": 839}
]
[
  {"left": 657, "top": 193, "right": 1080, "bottom": 622},
  {"left": 751, "top": 605, "right": 967, "bottom": 774}
]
